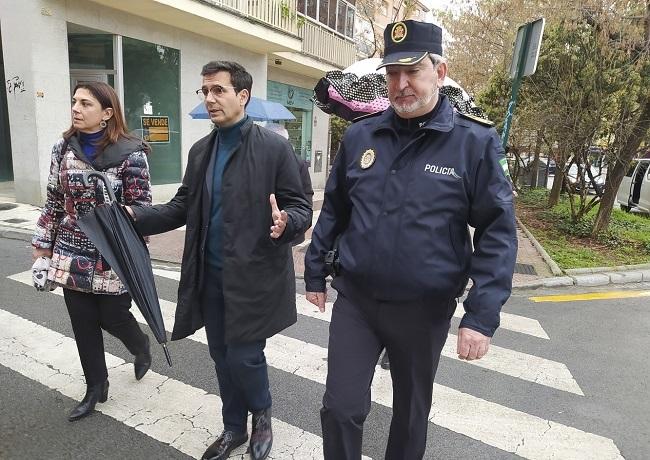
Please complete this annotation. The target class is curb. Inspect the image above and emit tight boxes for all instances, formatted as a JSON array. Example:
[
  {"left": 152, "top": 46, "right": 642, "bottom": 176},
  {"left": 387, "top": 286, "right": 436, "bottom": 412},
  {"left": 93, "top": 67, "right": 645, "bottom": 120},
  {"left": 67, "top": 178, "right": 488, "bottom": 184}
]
[
  {"left": 565, "top": 263, "right": 650, "bottom": 275},
  {"left": 513, "top": 218, "right": 650, "bottom": 289}
]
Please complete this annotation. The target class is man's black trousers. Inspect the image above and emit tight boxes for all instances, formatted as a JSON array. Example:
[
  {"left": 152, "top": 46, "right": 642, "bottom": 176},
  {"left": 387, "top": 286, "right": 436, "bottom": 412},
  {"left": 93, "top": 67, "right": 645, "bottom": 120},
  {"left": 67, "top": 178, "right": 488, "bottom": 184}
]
[
  {"left": 321, "top": 286, "right": 454, "bottom": 460},
  {"left": 201, "top": 267, "right": 272, "bottom": 434}
]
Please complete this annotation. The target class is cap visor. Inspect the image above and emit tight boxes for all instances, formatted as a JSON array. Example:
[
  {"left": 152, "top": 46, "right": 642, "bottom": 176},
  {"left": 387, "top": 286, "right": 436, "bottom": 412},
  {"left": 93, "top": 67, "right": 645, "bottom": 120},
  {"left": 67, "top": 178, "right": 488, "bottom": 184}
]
[{"left": 377, "top": 51, "right": 429, "bottom": 69}]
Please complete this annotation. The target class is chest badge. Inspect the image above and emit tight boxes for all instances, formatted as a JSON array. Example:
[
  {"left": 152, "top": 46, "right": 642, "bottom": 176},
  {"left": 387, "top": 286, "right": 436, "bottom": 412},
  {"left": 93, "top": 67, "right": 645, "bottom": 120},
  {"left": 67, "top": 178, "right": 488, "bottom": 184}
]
[{"left": 360, "top": 149, "right": 376, "bottom": 169}]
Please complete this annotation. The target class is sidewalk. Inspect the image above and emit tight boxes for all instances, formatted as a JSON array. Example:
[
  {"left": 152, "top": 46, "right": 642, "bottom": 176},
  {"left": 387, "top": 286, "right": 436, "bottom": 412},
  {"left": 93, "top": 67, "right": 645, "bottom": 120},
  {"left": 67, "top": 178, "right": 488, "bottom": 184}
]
[{"left": 2, "top": 182, "right": 649, "bottom": 289}]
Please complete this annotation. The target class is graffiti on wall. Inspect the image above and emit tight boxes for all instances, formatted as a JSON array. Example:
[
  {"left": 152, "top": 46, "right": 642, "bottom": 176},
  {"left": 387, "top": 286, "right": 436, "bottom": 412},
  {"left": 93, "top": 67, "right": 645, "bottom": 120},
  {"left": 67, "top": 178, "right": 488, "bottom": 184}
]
[{"left": 6, "top": 76, "right": 26, "bottom": 95}]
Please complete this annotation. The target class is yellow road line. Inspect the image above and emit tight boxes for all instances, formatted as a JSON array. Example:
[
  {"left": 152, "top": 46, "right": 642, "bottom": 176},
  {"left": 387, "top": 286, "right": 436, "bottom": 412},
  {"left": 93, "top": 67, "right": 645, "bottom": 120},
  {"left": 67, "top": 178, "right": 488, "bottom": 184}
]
[{"left": 530, "top": 290, "right": 650, "bottom": 303}]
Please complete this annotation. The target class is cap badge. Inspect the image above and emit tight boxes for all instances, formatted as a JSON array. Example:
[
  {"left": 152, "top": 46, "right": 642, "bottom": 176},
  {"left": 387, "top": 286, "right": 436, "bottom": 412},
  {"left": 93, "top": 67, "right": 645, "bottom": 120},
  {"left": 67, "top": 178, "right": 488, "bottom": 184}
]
[
  {"left": 391, "top": 22, "right": 407, "bottom": 43},
  {"left": 360, "top": 149, "right": 376, "bottom": 169},
  {"left": 398, "top": 57, "right": 414, "bottom": 63}
]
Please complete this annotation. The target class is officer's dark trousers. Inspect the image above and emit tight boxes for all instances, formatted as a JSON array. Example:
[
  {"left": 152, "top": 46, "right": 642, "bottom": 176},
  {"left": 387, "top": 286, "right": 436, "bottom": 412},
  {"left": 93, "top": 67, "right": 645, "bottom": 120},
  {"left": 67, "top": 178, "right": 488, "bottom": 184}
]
[
  {"left": 63, "top": 289, "right": 148, "bottom": 386},
  {"left": 201, "top": 267, "right": 272, "bottom": 434},
  {"left": 322, "top": 288, "right": 452, "bottom": 460}
]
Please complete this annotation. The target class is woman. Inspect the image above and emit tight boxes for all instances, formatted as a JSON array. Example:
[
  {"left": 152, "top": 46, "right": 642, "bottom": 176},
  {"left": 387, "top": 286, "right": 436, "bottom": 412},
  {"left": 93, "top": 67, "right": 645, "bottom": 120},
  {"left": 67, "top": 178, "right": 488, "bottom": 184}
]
[{"left": 32, "top": 81, "right": 153, "bottom": 422}]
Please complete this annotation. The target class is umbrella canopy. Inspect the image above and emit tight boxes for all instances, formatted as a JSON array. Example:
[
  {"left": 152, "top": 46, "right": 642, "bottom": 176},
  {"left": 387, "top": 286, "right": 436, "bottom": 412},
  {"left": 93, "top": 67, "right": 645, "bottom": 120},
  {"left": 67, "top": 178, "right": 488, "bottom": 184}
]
[
  {"left": 77, "top": 172, "right": 172, "bottom": 366},
  {"left": 313, "top": 57, "right": 487, "bottom": 122},
  {"left": 189, "top": 96, "right": 296, "bottom": 121}
]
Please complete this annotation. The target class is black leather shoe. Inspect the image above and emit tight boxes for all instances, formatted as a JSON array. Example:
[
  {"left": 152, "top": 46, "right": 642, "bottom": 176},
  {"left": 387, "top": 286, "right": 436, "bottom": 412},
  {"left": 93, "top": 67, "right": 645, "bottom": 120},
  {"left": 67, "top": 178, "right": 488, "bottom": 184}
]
[
  {"left": 201, "top": 430, "right": 248, "bottom": 460},
  {"left": 250, "top": 407, "right": 272, "bottom": 460},
  {"left": 68, "top": 380, "right": 109, "bottom": 421},
  {"left": 134, "top": 335, "right": 151, "bottom": 381}
]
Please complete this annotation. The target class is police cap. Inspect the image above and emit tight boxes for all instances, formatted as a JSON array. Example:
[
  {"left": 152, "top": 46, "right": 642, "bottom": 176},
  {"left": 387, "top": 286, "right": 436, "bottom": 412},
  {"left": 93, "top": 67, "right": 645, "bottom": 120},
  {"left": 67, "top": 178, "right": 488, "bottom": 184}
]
[{"left": 377, "top": 20, "right": 443, "bottom": 70}]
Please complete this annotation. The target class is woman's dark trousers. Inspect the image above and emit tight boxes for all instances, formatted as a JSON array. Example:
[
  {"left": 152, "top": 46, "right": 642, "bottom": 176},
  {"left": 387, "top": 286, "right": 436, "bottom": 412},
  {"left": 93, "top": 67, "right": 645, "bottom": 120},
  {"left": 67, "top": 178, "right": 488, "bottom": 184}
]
[
  {"left": 201, "top": 267, "right": 272, "bottom": 434},
  {"left": 63, "top": 289, "right": 148, "bottom": 386}
]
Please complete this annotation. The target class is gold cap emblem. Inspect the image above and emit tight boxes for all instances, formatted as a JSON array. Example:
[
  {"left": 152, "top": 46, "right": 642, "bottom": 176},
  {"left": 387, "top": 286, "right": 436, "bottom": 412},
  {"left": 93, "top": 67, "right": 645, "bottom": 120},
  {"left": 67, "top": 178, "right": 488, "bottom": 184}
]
[
  {"left": 360, "top": 149, "right": 376, "bottom": 169},
  {"left": 391, "top": 22, "right": 407, "bottom": 43}
]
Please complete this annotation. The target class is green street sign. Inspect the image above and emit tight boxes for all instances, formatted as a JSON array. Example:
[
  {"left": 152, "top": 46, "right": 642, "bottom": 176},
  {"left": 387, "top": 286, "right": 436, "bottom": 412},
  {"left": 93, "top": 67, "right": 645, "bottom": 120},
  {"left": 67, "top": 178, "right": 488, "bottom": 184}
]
[{"left": 501, "top": 18, "right": 545, "bottom": 149}]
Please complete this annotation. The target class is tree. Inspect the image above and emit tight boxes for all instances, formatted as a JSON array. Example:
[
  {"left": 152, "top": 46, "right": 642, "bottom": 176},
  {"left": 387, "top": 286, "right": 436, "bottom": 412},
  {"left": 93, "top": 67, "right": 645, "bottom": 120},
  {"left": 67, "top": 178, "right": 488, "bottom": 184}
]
[
  {"left": 355, "top": 0, "right": 421, "bottom": 58},
  {"left": 592, "top": 0, "right": 650, "bottom": 235},
  {"left": 328, "top": 116, "right": 350, "bottom": 166},
  {"left": 437, "top": 0, "right": 568, "bottom": 94},
  {"left": 444, "top": 0, "right": 650, "bottom": 233}
]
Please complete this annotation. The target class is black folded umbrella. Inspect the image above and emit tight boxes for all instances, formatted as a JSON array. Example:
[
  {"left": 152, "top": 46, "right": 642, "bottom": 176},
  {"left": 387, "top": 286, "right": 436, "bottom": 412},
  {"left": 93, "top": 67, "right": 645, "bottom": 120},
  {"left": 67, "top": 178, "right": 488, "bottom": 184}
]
[{"left": 78, "top": 171, "right": 172, "bottom": 366}]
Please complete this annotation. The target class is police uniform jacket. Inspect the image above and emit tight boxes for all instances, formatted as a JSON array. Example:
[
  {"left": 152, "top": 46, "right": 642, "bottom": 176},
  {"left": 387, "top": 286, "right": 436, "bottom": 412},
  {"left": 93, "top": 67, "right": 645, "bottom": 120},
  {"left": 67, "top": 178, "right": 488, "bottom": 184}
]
[
  {"left": 134, "top": 119, "right": 312, "bottom": 343},
  {"left": 304, "top": 95, "right": 517, "bottom": 337}
]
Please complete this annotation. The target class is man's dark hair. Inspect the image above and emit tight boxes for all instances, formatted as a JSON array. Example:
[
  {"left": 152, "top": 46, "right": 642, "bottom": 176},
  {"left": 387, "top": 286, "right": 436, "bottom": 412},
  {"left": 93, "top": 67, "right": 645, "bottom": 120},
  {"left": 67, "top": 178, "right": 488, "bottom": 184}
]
[{"left": 201, "top": 61, "right": 253, "bottom": 105}]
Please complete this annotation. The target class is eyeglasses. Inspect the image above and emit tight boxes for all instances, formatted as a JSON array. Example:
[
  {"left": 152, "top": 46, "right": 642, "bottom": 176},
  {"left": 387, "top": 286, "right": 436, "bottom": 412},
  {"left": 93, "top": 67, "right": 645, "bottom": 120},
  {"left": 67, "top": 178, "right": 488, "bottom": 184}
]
[{"left": 196, "top": 84, "right": 237, "bottom": 100}]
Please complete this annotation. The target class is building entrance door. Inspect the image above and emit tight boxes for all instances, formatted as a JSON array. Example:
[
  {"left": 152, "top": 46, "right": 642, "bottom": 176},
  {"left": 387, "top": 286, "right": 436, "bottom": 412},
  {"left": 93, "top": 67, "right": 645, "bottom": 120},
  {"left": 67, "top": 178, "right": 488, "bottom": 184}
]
[{"left": 0, "top": 28, "right": 14, "bottom": 181}]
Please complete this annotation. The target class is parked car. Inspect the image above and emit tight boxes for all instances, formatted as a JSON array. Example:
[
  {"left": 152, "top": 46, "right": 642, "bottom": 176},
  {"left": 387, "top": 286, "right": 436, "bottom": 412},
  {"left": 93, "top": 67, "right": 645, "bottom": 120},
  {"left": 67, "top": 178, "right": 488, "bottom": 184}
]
[
  {"left": 566, "top": 163, "right": 606, "bottom": 195},
  {"left": 547, "top": 159, "right": 557, "bottom": 175},
  {"left": 617, "top": 159, "right": 650, "bottom": 212}
]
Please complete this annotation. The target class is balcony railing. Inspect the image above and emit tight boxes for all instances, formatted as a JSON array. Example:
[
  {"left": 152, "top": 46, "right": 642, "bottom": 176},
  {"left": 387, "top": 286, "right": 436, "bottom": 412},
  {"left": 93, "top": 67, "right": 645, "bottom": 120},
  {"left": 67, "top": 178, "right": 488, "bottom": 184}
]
[
  {"left": 298, "top": 14, "right": 356, "bottom": 69},
  {"left": 200, "top": 0, "right": 298, "bottom": 35}
]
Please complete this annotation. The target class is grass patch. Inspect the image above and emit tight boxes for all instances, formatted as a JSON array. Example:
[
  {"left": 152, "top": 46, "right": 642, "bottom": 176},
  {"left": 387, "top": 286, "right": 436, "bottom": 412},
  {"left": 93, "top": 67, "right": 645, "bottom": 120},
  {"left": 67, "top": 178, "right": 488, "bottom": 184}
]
[{"left": 516, "top": 188, "right": 650, "bottom": 269}]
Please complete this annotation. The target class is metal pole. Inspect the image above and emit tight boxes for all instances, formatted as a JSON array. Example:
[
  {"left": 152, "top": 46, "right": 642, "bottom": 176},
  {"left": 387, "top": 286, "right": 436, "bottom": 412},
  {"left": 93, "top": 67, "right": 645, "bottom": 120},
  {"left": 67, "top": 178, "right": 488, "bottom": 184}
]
[{"left": 501, "top": 25, "right": 531, "bottom": 149}]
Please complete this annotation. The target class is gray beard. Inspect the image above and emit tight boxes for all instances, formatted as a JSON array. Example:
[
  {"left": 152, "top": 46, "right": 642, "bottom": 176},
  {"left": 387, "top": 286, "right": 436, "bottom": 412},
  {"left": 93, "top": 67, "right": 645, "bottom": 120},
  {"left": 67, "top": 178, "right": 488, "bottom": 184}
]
[{"left": 392, "top": 90, "right": 436, "bottom": 114}]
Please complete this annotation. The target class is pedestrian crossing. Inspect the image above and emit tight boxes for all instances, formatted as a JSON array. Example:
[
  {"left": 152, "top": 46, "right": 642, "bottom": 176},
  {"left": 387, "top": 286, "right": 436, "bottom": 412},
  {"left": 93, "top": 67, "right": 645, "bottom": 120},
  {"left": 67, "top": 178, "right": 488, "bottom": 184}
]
[{"left": 4, "top": 269, "right": 623, "bottom": 459}]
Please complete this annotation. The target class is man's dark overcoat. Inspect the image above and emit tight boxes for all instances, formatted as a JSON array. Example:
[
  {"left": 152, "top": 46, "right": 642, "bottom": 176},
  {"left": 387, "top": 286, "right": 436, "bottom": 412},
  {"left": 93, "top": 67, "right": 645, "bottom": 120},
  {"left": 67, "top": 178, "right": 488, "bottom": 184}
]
[{"left": 135, "top": 119, "right": 312, "bottom": 343}]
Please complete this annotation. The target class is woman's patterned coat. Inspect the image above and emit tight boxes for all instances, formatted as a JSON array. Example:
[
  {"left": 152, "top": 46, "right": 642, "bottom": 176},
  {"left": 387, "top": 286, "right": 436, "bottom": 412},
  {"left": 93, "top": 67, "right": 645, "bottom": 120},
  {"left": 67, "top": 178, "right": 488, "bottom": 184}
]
[{"left": 32, "top": 136, "right": 152, "bottom": 295}]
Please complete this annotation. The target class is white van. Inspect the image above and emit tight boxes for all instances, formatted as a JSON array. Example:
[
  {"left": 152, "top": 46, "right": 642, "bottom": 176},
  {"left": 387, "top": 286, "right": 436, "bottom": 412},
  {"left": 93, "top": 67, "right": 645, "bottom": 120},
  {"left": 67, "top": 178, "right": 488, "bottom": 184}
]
[{"left": 616, "top": 159, "right": 650, "bottom": 212}]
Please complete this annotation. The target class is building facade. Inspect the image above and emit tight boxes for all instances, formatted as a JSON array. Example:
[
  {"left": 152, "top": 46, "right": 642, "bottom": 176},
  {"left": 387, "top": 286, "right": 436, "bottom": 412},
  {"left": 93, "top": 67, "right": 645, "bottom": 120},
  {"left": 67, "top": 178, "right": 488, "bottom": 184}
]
[{"left": 0, "top": 0, "right": 356, "bottom": 204}]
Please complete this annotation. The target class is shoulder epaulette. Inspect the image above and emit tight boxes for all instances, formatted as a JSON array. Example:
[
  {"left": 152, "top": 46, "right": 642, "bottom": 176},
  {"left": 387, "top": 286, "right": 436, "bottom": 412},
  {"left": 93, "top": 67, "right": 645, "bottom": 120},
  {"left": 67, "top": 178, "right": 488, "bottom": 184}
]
[
  {"left": 457, "top": 111, "right": 494, "bottom": 127},
  {"left": 352, "top": 110, "right": 384, "bottom": 123}
]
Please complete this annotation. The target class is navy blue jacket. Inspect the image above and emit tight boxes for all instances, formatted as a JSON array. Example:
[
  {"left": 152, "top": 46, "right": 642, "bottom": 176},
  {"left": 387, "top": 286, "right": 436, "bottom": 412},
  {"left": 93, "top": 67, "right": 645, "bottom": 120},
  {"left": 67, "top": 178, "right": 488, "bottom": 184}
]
[{"left": 304, "top": 95, "right": 517, "bottom": 337}]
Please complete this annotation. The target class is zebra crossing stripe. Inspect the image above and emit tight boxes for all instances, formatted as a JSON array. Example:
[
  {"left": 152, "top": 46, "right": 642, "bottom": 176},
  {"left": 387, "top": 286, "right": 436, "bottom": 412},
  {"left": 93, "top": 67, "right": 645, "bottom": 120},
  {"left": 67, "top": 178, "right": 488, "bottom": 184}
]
[
  {"left": 69, "top": 270, "right": 568, "bottom": 392},
  {"left": 0, "top": 309, "right": 339, "bottom": 460},
  {"left": 8, "top": 272, "right": 621, "bottom": 458},
  {"left": 294, "top": 295, "right": 579, "bottom": 394},
  {"left": 12, "top": 270, "right": 577, "bottom": 395},
  {"left": 294, "top": 295, "right": 550, "bottom": 339},
  {"left": 6, "top": 272, "right": 373, "bottom": 459},
  {"left": 453, "top": 305, "right": 550, "bottom": 340},
  {"left": 153, "top": 269, "right": 550, "bottom": 340}
]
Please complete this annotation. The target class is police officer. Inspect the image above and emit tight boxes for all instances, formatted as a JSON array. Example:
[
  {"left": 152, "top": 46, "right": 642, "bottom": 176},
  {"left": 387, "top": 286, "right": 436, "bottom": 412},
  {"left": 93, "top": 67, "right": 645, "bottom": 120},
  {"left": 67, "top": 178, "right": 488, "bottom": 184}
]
[{"left": 304, "top": 20, "right": 517, "bottom": 460}]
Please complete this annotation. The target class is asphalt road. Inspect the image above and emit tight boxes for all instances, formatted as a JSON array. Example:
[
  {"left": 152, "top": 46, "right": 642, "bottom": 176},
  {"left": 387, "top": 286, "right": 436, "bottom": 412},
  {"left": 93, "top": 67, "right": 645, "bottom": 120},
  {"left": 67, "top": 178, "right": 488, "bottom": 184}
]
[{"left": 1, "top": 236, "right": 647, "bottom": 459}]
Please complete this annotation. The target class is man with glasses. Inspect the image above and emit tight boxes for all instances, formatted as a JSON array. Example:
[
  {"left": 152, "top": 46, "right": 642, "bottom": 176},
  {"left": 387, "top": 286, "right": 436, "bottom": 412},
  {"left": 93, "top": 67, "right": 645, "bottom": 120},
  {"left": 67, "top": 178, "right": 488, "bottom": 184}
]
[
  {"left": 128, "top": 61, "right": 311, "bottom": 460},
  {"left": 305, "top": 20, "right": 517, "bottom": 459}
]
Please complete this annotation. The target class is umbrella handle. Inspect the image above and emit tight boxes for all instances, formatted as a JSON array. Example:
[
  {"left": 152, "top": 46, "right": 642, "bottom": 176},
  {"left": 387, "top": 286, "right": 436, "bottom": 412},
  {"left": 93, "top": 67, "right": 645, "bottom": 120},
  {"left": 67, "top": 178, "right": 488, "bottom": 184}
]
[
  {"left": 83, "top": 171, "right": 118, "bottom": 204},
  {"left": 162, "top": 343, "right": 173, "bottom": 367}
]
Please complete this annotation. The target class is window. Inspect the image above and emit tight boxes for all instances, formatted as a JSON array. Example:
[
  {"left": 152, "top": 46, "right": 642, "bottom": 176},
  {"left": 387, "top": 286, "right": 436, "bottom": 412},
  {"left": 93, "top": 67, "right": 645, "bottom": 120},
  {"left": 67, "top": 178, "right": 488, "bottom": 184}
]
[
  {"left": 302, "top": 0, "right": 356, "bottom": 39},
  {"left": 299, "top": 0, "right": 317, "bottom": 19},
  {"left": 337, "top": 1, "right": 346, "bottom": 34},
  {"left": 328, "top": 0, "right": 337, "bottom": 30},
  {"left": 319, "top": 0, "right": 329, "bottom": 25},
  {"left": 345, "top": 5, "right": 355, "bottom": 37},
  {"left": 305, "top": 0, "right": 318, "bottom": 19},
  {"left": 626, "top": 161, "right": 638, "bottom": 177}
]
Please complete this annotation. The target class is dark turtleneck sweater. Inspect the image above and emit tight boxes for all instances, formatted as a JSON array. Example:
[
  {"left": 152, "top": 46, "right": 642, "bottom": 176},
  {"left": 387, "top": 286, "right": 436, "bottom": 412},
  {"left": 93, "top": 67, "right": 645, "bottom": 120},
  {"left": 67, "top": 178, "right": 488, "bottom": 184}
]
[
  {"left": 78, "top": 129, "right": 105, "bottom": 164},
  {"left": 206, "top": 115, "right": 248, "bottom": 271}
]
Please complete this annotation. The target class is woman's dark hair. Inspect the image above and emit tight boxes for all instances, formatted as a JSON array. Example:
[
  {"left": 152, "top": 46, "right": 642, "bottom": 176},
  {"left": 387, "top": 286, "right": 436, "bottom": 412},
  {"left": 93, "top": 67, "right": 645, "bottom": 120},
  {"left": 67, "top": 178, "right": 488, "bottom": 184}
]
[
  {"left": 63, "top": 81, "right": 148, "bottom": 153},
  {"left": 201, "top": 61, "right": 253, "bottom": 106}
]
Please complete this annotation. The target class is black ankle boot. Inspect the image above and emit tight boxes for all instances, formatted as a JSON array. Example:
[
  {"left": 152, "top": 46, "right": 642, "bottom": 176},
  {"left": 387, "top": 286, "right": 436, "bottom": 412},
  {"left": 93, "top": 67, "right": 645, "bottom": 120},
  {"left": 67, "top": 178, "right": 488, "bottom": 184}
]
[
  {"left": 134, "top": 335, "right": 151, "bottom": 381},
  {"left": 250, "top": 407, "right": 273, "bottom": 460},
  {"left": 68, "top": 380, "right": 109, "bottom": 422}
]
